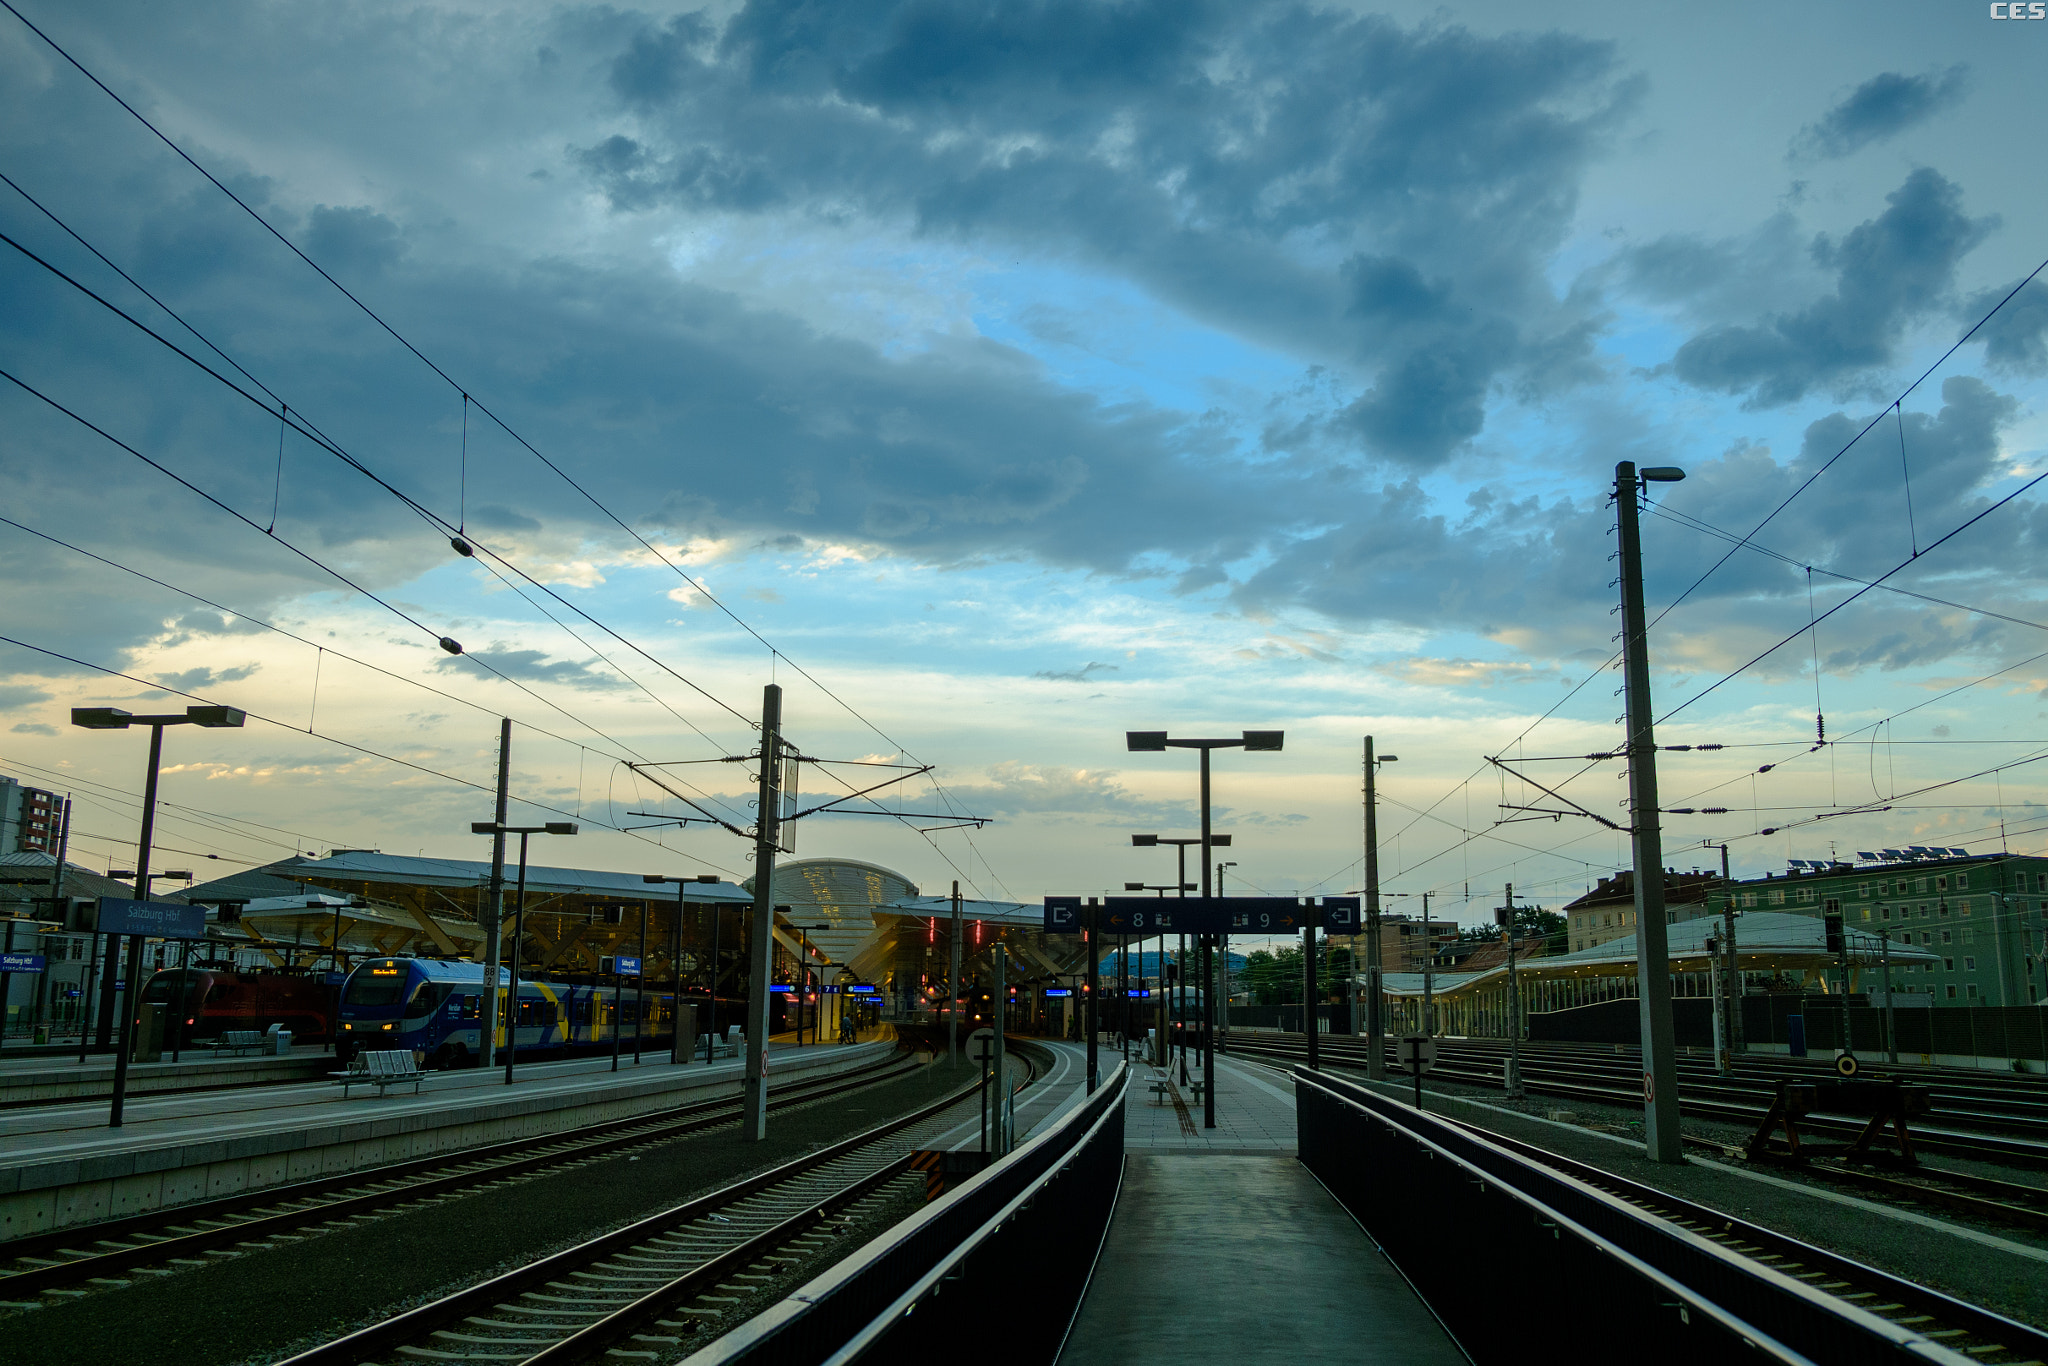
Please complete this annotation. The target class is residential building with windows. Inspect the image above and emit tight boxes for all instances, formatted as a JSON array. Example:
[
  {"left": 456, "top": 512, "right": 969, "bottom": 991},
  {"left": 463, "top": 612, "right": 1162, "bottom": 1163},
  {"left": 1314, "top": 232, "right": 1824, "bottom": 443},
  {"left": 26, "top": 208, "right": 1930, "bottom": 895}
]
[
  {"left": 1565, "top": 869, "right": 1720, "bottom": 953},
  {"left": 1706, "top": 847, "right": 2048, "bottom": 1007}
]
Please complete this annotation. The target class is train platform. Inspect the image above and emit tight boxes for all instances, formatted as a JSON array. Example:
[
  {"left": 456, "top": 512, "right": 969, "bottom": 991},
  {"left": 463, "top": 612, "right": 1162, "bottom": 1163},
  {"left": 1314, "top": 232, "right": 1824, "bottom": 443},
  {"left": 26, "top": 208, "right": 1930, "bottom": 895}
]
[
  {"left": 0, "top": 1035, "right": 895, "bottom": 1241},
  {"left": 0, "top": 1046, "right": 329, "bottom": 1105},
  {"left": 1061, "top": 1088, "right": 1460, "bottom": 1364},
  {"left": 1126, "top": 1052, "right": 1297, "bottom": 1154}
]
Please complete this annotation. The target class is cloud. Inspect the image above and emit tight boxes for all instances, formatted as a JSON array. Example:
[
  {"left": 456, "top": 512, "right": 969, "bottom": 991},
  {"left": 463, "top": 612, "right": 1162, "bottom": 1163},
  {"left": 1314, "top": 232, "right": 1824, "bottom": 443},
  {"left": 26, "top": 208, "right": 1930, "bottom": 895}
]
[
  {"left": 941, "top": 761, "right": 1190, "bottom": 822},
  {"left": 587, "top": 3, "right": 1637, "bottom": 467},
  {"left": 1793, "top": 67, "right": 1968, "bottom": 160},
  {"left": 1380, "top": 657, "right": 1544, "bottom": 688},
  {"left": 153, "top": 665, "right": 260, "bottom": 692},
  {"left": 441, "top": 648, "right": 628, "bottom": 692},
  {"left": 9, "top": 723, "right": 58, "bottom": 736},
  {"left": 1965, "top": 279, "right": 2048, "bottom": 376},
  {"left": 0, "top": 683, "right": 55, "bottom": 709},
  {"left": 1032, "top": 661, "right": 1119, "bottom": 682},
  {"left": 1668, "top": 170, "right": 1994, "bottom": 406}
]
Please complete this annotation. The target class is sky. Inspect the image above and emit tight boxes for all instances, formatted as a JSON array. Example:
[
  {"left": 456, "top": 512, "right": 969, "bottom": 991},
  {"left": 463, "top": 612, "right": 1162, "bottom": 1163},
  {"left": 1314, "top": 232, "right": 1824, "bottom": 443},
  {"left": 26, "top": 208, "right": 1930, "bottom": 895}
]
[{"left": 2, "top": 0, "right": 2045, "bottom": 937}]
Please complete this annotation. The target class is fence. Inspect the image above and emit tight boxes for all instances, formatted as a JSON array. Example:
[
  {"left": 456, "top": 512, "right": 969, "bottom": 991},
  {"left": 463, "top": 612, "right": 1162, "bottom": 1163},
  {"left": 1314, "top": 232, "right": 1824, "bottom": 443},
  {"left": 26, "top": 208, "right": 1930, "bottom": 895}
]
[
  {"left": 685, "top": 1062, "right": 1128, "bottom": 1365},
  {"left": 1524, "top": 994, "right": 2048, "bottom": 1062}
]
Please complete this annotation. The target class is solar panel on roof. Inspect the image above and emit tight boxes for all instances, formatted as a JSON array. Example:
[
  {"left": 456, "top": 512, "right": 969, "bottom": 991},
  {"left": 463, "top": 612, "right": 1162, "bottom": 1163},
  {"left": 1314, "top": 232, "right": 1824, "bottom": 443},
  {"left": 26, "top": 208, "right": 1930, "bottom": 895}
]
[
  {"left": 1857, "top": 853, "right": 1878, "bottom": 861},
  {"left": 1947, "top": 847, "right": 1968, "bottom": 857},
  {"left": 1881, "top": 849, "right": 1905, "bottom": 858}
]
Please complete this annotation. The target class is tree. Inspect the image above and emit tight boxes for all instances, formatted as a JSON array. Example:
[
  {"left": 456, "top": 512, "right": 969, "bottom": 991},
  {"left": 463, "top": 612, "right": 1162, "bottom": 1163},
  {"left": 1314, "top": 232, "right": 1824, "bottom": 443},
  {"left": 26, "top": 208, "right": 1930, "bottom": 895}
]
[{"left": 1241, "top": 945, "right": 1304, "bottom": 1005}]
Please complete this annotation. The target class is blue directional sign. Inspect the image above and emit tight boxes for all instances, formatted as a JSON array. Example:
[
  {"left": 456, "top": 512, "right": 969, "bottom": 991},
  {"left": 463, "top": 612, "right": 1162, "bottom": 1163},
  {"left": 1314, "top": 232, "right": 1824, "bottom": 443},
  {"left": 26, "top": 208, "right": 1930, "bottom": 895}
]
[
  {"left": 1042, "top": 896, "right": 1361, "bottom": 936},
  {"left": 0, "top": 952, "right": 45, "bottom": 973},
  {"left": 96, "top": 897, "right": 205, "bottom": 939},
  {"left": 1044, "top": 987, "right": 1073, "bottom": 997},
  {"left": 615, "top": 955, "right": 642, "bottom": 976}
]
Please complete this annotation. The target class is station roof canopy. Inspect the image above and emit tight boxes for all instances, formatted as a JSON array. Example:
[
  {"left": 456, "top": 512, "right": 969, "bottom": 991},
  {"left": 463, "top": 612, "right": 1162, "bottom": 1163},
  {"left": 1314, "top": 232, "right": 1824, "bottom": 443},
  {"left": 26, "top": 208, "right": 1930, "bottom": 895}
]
[{"left": 1376, "top": 912, "right": 1939, "bottom": 1000}]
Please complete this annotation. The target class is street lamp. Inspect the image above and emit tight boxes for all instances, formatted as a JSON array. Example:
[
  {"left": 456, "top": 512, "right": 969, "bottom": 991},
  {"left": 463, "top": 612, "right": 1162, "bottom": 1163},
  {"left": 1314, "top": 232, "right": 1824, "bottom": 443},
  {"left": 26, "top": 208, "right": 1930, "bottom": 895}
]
[
  {"left": 1132, "top": 834, "right": 1228, "bottom": 1080},
  {"left": 645, "top": 873, "right": 725, "bottom": 1061},
  {"left": 1124, "top": 730, "right": 1282, "bottom": 1129},
  {"left": 470, "top": 820, "right": 577, "bottom": 1084},
  {"left": 73, "top": 704, "right": 243, "bottom": 1127}
]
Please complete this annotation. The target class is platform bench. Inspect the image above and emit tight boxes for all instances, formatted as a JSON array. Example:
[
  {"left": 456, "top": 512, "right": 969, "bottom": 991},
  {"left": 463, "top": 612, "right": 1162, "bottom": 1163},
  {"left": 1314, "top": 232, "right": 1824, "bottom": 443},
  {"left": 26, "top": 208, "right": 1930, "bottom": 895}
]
[
  {"left": 333, "top": 1049, "right": 425, "bottom": 1096},
  {"left": 208, "top": 1030, "right": 265, "bottom": 1056}
]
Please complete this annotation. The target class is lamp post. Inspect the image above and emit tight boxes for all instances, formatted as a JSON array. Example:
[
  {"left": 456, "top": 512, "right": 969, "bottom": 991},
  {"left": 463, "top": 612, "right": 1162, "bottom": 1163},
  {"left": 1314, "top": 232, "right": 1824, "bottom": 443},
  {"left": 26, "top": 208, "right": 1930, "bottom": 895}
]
[
  {"left": 644, "top": 874, "right": 724, "bottom": 1060},
  {"left": 1217, "top": 859, "right": 1238, "bottom": 1039},
  {"left": 71, "top": 704, "right": 244, "bottom": 1128},
  {"left": 107, "top": 869, "right": 193, "bottom": 1061},
  {"left": 794, "top": 924, "right": 831, "bottom": 1045},
  {"left": 470, "top": 820, "right": 577, "bottom": 1085},
  {"left": 1132, "top": 834, "right": 1228, "bottom": 1080},
  {"left": 1126, "top": 730, "right": 1283, "bottom": 1129},
  {"left": 1125, "top": 880, "right": 1189, "bottom": 1067}
]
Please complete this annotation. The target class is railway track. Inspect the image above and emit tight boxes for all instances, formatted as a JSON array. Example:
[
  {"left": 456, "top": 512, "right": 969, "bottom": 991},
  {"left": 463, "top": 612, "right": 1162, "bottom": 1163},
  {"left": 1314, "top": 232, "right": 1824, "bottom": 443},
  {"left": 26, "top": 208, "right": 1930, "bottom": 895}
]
[
  {"left": 1227, "top": 1033, "right": 2048, "bottom": 1167},
  {"left": 275, "top": 1046, "right": 1046, "bottom": 1366},
  {"left": 1433, "top": 1105, "right": 2048, "bottom": 1365},
  {"left": 0, "top": 1050, "right": 925, "bottom": 1306}
]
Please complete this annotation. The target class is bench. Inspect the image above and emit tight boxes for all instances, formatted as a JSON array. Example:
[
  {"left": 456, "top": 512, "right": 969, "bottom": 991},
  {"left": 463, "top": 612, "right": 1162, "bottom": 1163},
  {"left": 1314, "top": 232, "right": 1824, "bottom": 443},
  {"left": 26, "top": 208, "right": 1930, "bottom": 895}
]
[
  {"left": 1147, "top": 1077, "right": 1205, "bottom": 1105},
  {"left": 332, "top": 1049, "right": 425, "bottom": 1097},
  {"left": 209, "top": 1030, "right": 265, "bottom": 1056},
  {"left": 703, "top": 1025, "right": 741, "bottom": 1061}
]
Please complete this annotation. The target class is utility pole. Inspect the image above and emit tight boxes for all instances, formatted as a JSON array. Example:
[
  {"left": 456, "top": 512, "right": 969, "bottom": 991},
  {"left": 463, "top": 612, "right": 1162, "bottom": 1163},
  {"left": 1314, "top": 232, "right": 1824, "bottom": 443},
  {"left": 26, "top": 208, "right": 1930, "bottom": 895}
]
[
  {"left": 1716, "top": 842, "right": 1740, "bottom": 1071},
  {"left": 948, "top": 880, "right": 963, "bottom": 1067},
  {"left": 480, "top": 719, "right": 511, "bottom": 1069},
  {"left": 1085, "top": 900, "right": 1099, "bottom": 1092},
  {"left": 992, "top": 940, "right": 1007, "bottom": 1152},
  {"left": 1880, "top": 928, "right": 1898, "bottom": 1064},
  {"left": 1364, "top": 737, "right": 1385, "bottom": 1081},
  {"left": 1199, "top": 747, "right": 1217, "bottom": 1129},
  {"left": 1616, "top": 460, "right": 1685, "bottom": 1163},
  {"left": 742, "top": 684, "right": 782, "bottom": 1141},
  {"left": 1421, "top": 892, "right": 1434, "bottom": 1037},
  {"left": 1303, "top": 919, "right": 1319, "bottom": 1070},
  {"left": 1501, "top": 883, "right": 1524, "bottom": 1101}
]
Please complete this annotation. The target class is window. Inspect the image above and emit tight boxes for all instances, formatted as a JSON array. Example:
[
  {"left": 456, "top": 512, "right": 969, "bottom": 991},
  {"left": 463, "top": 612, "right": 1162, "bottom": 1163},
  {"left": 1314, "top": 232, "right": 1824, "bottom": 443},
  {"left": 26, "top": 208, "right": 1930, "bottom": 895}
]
[
  {"left": 1946, "top": 985, "right": 1958, "bottom": 999},
  {"left": 1770, "top": 889, "right": 1785, "bottom": 906},
  {"left": 1964, "top": 956, "right": 1977, "bottom": 971},
  {"left": 1919, "top": 904, "right": 1930, "bottom": 918},
  {"left": 1937, "top": 875, "right": 1949, "bottom": 893},
  {"left": 1921, "top": 932, "right": 1932, "bottom": 944},
  {"left": 1961, "top": 928, "right": 1974, "bottom": 945},
  {"left": 344, "top": 970, "right": 410, "bottom": 1008},
  {"left": 2037, "top": 872, "right": 2046, "bottom": 893},
  {"left": 1944, "top": 958, "right": 1955, "bottom": 971},
  {"left": 1799, "top": 888, "right": 1816, "bottom": 903},
  {"left": 1968, "top": 984, "right": 1979, "bottom": 998},
  {"left": 1860, "top": 908, "right": 1871, "bottom": 921},
  {"left": 1941, "top": 930, "right": 1953, "bottom": 945},
  {"left": 1741, "top": 893, "right": 1757, "bottom": 908},
  {"left": 1939, "top": 902, "right": 1951, "bottom": 918},
  {"left": 1957, "top": 873, "right": 1970, "bottom": 890},
  {"left": 1880, "top": 906, "right": 1892, "bottom": 920},
  {"left": 1823, "top": 898, "right": 1840, "bottom": 913},
  {"left": 1858, "top": 883, "right": 1871, "bottom": 899},
  {"left": 1959, "top": 900, "right": 1971, "bottom": 917}
]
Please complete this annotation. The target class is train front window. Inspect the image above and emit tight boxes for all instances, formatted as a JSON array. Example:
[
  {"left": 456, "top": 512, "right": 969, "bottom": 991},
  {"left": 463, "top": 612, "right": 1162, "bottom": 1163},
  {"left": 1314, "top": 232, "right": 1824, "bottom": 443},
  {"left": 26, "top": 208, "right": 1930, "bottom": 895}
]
[
  {"left": 344, "top": 969, "right": 410, "bottom": 1008},
  {"left": 406, "top": 981, "right": 454, "bottom": 1017}
]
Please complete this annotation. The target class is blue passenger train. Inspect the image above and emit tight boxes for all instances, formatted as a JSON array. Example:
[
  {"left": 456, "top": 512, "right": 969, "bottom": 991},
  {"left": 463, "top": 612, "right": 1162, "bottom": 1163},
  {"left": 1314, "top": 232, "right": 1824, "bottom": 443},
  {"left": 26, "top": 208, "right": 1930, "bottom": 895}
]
[{"left": 336, "top": 956, "right": 728, "bottom": 1069}]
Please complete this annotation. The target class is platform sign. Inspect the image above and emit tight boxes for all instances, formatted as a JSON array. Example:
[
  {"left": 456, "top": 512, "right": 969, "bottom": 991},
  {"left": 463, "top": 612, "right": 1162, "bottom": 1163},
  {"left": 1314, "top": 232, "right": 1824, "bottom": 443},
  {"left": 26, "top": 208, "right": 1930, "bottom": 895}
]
[
  {"left": 769, "top": 983, "right": 795, "bottom": 993},
  {"left": 1042, "top": 896, "right": 1361, "bottom": 936},
  {"left": 95, "top": 897, "right": 205, "bottom": 939},
  {"left": 615, "top": 955, "right": 641, "bottom": 976},
  {"left": 1044, "top": 987, "right": 1073, "bottom": 997},
  {"left": 0, "top": 952, "right": 45, "bottom": 973},
  {"left": 846, "top": 984, "right": 876, "bottom": 994},
  {"left": 1126, "top": 988, "right": 1151, "bottom": 997}
]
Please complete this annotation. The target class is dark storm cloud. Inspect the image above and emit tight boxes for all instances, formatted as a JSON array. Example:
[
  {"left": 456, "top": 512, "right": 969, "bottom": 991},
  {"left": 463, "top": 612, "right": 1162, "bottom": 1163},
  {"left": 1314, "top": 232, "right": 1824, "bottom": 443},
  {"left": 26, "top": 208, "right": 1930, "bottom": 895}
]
[
  {"left": 1793, "top": 67, "right": 1969, "bottom": 161},
  {"left": 1668, "top": 170, "right": 1994, "bottom": 406},
  {"left": 1234, "top": 375, "right": 2044, "bottom": 670},
  {"left": 584, "top": 0, "right": 1637, "bottom": 467},
  {"left": 1965, "top": 279, "right": 2048, "bottom": 375}
]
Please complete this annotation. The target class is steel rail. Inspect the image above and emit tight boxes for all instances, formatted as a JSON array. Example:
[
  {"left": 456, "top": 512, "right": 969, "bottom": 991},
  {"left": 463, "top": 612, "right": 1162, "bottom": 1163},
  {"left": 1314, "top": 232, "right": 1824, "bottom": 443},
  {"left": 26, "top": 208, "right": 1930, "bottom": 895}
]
[
  {"left": 277, "top": 1048, "right": 1049, "bottom": 1366},
  {"left": 0, "top": 1051, "right": 919, "bottom": 1297}
]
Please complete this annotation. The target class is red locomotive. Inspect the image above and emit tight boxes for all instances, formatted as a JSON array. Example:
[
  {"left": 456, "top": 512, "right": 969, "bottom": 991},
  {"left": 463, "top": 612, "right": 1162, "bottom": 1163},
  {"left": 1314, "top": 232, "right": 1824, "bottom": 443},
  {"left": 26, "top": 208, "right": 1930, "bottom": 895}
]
[{"left": 138, "top": 967, "right": 338, "bottom": 1044}]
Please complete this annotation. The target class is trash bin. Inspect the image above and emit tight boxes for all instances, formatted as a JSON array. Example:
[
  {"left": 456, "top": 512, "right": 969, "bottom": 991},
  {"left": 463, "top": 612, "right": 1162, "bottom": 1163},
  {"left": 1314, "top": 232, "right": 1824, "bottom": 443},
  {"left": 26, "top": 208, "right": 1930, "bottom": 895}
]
[
  {"left": 131, "top": 1003, "right": 165, "bottom": 1063},
  {"left": 267, "top": 1024, "right": 294, "bottom": 1055},
  {"left": 670, "top": 1003, "right": 697, "bottom": 1065}
]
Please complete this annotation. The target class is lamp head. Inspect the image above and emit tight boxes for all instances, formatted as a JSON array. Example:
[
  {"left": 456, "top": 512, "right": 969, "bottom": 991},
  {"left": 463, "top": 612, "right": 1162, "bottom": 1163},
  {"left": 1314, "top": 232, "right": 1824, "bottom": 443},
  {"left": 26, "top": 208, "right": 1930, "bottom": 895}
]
[
  {"left": 1379, "top": 754, "right": 1399, "bottom": 763},
  {"left": 1124, "top": 882, "right": 1145, "bottom": 891},
  {"left": 690, "top": 874, "right": 722, "bottom": 883},
  {"left": 1126, "top": 731, "right": 1168, "bottom": 752},
  {"left": 1641, "top": 466, "right": 1686, "bottom": 483},
  {"left": 1131, "top": 834, "right": 1159, "bottom": 847},
  {"left": 543, "top": 822, "right": 578, "bottom": 836},
  {"left": 71, "top": 707, "right": 132, "bottom": 730},
  {"left": 1241, "top": 730, "right": 1284, "bottom": 751},
  {"left": 472, "top": 822, "right": 500, "bottom": 835},
  {"left": 1211, "top": 834, "right": 1232, "bottom": 847},
  {"left": 186, "top": 705, "right": 246, "bottom": 728}
]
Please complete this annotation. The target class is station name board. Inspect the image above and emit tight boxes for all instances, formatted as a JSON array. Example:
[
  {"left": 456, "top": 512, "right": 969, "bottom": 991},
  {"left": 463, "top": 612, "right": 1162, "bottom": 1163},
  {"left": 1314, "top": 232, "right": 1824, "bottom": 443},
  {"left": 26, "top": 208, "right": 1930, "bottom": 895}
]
[{"left": 1041, "top": 896, "right": 1362, "bottom": 936}]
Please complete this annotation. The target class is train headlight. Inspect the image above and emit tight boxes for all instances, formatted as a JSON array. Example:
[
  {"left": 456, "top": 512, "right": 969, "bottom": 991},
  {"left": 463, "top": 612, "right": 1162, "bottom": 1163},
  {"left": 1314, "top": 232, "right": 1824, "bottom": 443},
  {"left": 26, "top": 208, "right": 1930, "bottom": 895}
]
[{"left": 381, "top": 1023, "right": 394, "bottom": 1030}]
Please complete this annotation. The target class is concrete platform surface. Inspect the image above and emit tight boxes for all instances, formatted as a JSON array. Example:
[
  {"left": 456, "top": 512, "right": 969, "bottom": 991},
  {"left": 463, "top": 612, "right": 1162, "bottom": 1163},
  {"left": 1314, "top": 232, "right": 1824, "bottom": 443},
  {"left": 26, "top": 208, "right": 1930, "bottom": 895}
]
[
  {"left": 1059, "top": 1155, "right": 1467, "bottom": 1365},
  {"left": 0, "top": 1047, "right": 328, "bottom": 1103},
  {"left": 1125, "top": 1054, "right": 1296, "bottom": 1154}
]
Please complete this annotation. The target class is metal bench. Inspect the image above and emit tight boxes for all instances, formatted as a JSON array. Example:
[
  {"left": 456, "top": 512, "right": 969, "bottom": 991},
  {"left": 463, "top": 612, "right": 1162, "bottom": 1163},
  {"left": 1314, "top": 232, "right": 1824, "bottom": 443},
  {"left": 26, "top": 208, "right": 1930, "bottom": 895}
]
[
  {"left": 332, "top": 1049, "right": 425, "bottom": 1097},
  {"left": 209, "top": 1029, "right": 265, "bottom": 1056},
  {"left": 703, "top": 1025, "right": 741, "bottom": 1061}
]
